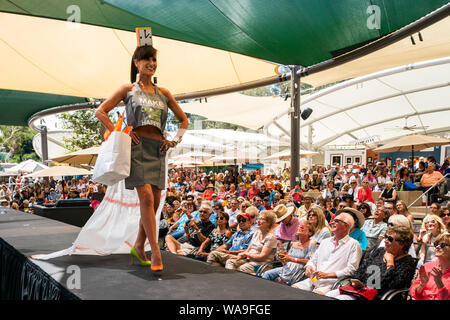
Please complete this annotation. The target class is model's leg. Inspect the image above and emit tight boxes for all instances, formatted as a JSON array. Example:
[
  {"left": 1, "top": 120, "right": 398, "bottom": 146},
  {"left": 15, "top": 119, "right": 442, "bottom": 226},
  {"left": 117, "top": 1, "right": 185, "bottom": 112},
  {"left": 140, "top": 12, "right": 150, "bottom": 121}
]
[
  {"left": 135, "top": 184, "right": 162, "bottom": 267},
  {"left": 135, "top": 185, "right": 162, "bottom": 256}
]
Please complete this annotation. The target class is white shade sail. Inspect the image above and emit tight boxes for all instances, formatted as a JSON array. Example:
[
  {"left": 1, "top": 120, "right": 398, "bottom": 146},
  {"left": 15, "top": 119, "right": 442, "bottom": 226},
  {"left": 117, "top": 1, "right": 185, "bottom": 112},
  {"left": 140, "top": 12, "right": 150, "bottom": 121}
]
[{"left": 0, "top": 12, "right": 278, "bottom": 99}]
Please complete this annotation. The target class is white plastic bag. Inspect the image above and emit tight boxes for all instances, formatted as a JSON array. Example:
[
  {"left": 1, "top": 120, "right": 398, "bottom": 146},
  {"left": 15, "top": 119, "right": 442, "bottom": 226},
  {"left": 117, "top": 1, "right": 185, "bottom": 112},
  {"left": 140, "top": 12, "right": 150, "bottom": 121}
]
[{"left": 93, "top": 131, "right": 131, "bottom": 186}]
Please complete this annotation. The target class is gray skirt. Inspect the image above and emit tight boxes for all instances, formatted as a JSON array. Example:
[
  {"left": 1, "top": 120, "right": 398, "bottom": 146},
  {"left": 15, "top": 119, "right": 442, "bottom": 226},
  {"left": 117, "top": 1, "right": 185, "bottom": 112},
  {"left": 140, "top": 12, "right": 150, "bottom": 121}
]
[{"left": 125, "top": 137, "right": 166, "bottom": 190}]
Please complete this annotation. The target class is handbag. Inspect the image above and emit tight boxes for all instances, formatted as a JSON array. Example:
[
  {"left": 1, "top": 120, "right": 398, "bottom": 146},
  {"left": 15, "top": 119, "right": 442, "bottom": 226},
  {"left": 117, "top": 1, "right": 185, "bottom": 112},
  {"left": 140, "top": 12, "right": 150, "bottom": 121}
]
[
  {"left": 339, "top": 284, "right": 378, "bottom": 300},
  {"left": 93, "top": 131, "right": 131, "bottom": 185}
]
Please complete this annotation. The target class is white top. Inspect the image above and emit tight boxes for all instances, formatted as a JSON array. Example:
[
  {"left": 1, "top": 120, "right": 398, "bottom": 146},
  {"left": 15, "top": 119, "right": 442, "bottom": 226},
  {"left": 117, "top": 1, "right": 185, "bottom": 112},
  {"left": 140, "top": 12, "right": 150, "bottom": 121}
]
[
  {"left": 311, "top": 227, "right": 332, "bottom": 244},
  {"left": 306, "top": 235, "right": 362, "bottom": 286},
  {"left": 227, "top": 208, "right": 241, "bottom": 226}
]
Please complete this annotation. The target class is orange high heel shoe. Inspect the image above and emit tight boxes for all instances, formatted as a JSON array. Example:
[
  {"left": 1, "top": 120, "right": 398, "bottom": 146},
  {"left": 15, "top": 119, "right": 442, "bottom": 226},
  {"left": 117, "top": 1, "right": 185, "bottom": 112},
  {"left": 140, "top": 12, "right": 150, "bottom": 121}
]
[{"left": 150, "top": 251, "right": 163, "bottom": 272}]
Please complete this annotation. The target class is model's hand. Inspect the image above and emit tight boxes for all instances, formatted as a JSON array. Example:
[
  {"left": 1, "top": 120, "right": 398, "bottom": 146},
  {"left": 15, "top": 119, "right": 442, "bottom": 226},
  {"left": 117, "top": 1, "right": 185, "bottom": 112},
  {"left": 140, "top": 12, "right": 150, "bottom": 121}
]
[
  {"left": 130, "top": 131, "right": 140, "bottom": 145},
  {"left": 160, "top": 139, "right": 177, "bottom": 152}
]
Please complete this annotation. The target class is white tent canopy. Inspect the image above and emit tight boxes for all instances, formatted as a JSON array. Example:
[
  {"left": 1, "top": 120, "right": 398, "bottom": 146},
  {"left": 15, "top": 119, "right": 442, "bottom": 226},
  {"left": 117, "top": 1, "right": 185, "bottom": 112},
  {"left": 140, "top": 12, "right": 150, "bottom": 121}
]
[
  {"left": 265, "top": 57, "right": 450, "bottom": 148},
  {"left": 181, "top": 57, "right": 450, "bottom": 149}
]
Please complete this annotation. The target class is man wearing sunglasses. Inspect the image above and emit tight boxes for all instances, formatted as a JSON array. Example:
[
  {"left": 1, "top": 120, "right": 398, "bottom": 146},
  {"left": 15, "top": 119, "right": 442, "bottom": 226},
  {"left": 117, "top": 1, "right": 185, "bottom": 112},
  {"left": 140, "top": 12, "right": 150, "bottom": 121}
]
[
  {"left": 292, "top": 210, "right": 362, "bottom": 295},
  {"left": 207, "top": 212, "right": 254, "bottom": 268},
  {"left": 165, "top": 204, "right": 215, "bottom": 256}
]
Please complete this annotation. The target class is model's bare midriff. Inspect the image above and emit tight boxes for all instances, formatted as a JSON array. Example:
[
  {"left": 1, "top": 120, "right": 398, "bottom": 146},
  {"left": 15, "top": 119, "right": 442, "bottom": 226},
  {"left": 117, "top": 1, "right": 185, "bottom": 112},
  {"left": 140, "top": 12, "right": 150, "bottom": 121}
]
[{"left": 133, "top": 125, "right": 163, "bottom": 141}]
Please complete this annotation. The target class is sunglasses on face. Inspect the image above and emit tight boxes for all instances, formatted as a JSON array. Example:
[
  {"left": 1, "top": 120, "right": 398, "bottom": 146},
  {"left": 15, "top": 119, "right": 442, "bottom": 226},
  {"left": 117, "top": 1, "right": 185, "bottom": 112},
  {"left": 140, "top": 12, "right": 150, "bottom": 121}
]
[
  {"left": 425, "top": 220, "right": 436, "bottom": 225},
  {"left": 238, "top": 219, "right": 248, "bottom": 223},
  {"left": 441, "top": 213, "right": 450, "bottom": 217},
  {"left": 332, "top": 218, "right": 348, "bottom": 226},
  {"left": 199, "top": 210, "right": 209, "bottom": 214},
  {"left": 434, "top": 242, "right": 447, "bottom": 249},
  {"left": 307, "top": 214, "right": 317, "bottom": 218},
  {"left": 384, "top": 235, "right": 398, "bottom": 243},
  {"left": 388, "top": 222, "right": 395, "bottom": 227},
  {"left": 217, "top": 216, "right": 227, "bottom": 221}
]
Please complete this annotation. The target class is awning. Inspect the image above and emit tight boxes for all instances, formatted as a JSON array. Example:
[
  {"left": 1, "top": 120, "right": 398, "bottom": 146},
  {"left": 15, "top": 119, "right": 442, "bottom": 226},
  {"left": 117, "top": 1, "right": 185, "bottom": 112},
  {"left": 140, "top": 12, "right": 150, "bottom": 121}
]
[{"left": 1, "top": 1, "right": 448, "bottom": 126}]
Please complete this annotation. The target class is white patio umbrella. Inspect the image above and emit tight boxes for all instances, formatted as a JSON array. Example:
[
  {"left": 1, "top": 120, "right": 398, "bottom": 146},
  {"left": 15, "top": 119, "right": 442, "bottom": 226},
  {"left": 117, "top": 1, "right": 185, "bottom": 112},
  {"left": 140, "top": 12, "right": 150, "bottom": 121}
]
[
  {"left": 24, "top": 165, "right": 93, "bottom": 178},
  {"left": 5, "top": 159, "right": 48, "bottom": 174},
  {"left": 264, "top": 149, "right": 320, "bottom": 160},
  {"left": 50, "top": 146, "right": 100, "bottom": 167},
  {"left": 170, "top": 151, "right": 214, "bottom": 162}
]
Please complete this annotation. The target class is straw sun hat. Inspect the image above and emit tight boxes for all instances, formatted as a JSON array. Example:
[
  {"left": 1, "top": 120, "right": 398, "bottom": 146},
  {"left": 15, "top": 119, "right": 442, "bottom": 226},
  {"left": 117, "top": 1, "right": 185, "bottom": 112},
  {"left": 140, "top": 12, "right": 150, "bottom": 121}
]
[{"left": 273, "top": 204, "right": 296, "bottom": 223}]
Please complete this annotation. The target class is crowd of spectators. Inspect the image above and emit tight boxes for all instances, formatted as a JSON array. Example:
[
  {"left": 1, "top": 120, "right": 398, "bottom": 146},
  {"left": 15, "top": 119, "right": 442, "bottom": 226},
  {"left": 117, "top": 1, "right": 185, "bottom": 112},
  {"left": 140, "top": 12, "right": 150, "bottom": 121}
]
[
  {"left": 1, "top": 154, "right": 449, "bottom": 300},
  {"left": 158, "top": 157, "right": 449, "bottom": 300},
  {"left": 0, "top": 176, "right": 106, "bottom": 212}
]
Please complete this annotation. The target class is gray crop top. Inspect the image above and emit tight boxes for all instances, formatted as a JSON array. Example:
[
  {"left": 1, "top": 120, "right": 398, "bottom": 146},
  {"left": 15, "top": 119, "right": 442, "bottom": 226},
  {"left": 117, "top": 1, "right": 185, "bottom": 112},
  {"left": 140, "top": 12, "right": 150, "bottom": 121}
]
[{"left": 124, "top": 82, "right": 169, "bottom": 135}]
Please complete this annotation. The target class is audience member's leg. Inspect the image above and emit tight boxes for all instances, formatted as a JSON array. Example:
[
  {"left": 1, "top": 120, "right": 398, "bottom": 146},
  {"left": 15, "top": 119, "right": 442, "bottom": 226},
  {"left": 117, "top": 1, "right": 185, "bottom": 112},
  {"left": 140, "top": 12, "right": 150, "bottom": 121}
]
[
  {"left": 207, "top": 251, "right": 231, "bottom": 267},
  {"left": 165, "top": 235, "right": 181, "bottom": 254},
  {"left": 261, "top": 267, "right": 282, "bottom": 282},
  {"left": 291, "top": 278, "right": 314, "bottom": 291},
  {"left": 225, "top": 257, "right": 247, "bottom": 270},
  {"left": 237, "top": 261, "right": 259, "bottom": 274}
]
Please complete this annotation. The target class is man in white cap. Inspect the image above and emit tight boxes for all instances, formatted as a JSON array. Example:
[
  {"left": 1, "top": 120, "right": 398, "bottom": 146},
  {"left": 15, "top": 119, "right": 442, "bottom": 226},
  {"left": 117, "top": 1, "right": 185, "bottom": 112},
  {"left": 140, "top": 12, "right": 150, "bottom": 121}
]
[{"left": 292, "top": 210, "right": 362, "bottom": 295}]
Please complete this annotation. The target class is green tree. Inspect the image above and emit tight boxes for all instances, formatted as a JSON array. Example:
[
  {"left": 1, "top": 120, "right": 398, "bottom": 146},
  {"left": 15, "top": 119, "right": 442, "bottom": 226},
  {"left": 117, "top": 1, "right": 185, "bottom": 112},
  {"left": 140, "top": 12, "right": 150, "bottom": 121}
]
[
  {"left": 0, "top": 125, "right": 39, "bottom": 162},
  {"left": 58, "top": 109, "right": 103, "bottom": 151}
]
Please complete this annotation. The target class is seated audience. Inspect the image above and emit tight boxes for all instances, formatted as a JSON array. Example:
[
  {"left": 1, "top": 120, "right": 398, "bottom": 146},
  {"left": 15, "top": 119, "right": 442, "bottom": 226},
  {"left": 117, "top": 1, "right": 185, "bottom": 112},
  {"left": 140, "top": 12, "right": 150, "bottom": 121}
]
[
  {"left": 345, "top": 208, "right": 368, "bottom": 251},
  {"left": 322, "top": 180, "right": 338, "bottom": 201},
  {"left": 166, "top": 201, "right": 195, "bottom": 240},
  {"left": 165, "top": 204, "right": 215, "bottom": 256},
  {"left": 410, "top": 233, "right": 450, "bottom": 300},
  {"left": 298, "top": 195, "right": 316, "bottom": 219},
  {"left": 378, "top": 181, "right": 397, "bottom": 204},
  {"left": 207, "top": 212, "right": 254, "bottom": 268},
  {"left": 307, "top": 207, "right": 332, "bottom": 245},
  {"left": 187, "top": 211, "right": 232, "bottom": 262},
  {"left": 361, "top": 207, "right": 388, "bottom": 251},
  {"left": 262, "top": 220, "right": 318, "bottom": 285},
  {"left": 418, "top": 215, "right": 446, "bottom": 265},
  {"left": 274, "top": 204, "right": 299, "bottom": 242},
  {"left": 227, "top": 210, "right": 277, "bottom": 274},
  {"left": 395, "top": 200, "right": 415, "bottom": 224},
  {"left": 327, "top": 225, "right": 416, "bottom": 300},
  {"left": 356, "top": 179, "right": 374, "bottom": 205},
  {"left": 357, "top": 202, "right": 372, "bottom": 219},
  {"left": 292, "top": 210, "right": 362, "bottom": 295},
  {"left": 379, "top": 214, "right": 416, "bottom": 258},
  {"left": 440, "top": 207, "right": 450, "bottom": 232}
]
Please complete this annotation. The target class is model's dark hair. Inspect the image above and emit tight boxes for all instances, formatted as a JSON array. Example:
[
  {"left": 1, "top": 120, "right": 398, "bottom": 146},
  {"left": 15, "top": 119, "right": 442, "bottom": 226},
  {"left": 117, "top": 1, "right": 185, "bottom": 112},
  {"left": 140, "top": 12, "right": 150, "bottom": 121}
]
[{"left": 130, "top": 45, "right": 158, "bottom": 83}]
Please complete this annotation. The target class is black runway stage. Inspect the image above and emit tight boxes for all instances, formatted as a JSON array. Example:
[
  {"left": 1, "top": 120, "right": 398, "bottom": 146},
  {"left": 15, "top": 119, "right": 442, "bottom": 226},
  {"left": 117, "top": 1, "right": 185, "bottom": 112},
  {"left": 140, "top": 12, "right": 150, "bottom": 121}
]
[{"left": 0, "top": 208, "right": 331, "bottom": 301}]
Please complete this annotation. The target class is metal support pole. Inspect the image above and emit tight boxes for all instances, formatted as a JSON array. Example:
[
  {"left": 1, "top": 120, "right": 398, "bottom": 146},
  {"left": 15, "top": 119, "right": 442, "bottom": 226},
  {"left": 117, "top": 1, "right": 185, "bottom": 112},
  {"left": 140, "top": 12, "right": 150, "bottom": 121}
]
[
  {"left": 290, "top": 66, "right": 301, "bottom": 189},
  {"left": 40, "top": 125, "right": 49, "bottom": 164},
  {"left": 308, "top": 125, "right": 313, "bottom": 169}
]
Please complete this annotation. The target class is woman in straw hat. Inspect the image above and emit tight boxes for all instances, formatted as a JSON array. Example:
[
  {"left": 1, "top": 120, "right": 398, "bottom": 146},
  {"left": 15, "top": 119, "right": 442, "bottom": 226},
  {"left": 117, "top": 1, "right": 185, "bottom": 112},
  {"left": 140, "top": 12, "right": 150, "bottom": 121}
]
[{"left": 273, "top": 204, "right": 300, "bottom": 242}]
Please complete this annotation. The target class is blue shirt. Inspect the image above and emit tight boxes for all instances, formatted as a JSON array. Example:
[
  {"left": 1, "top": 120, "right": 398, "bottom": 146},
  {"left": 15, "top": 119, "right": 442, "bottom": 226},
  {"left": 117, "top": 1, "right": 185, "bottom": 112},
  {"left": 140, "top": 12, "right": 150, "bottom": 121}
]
[
  {"left": 226, "top": 229, "right": 254, "bottom": 251},
  {"left": 349, "top": 227, "right": 368, "bottom": 251}
]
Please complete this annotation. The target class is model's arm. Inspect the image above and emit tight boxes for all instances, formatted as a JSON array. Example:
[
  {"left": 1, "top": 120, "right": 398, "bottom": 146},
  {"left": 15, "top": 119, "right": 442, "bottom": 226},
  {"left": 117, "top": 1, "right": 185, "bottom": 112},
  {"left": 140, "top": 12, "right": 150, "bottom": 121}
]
[
  {"left": 95, "top": 84, "right": 132, "bottom": 132},
  {"left": 160, "top": 87, "right": 189, "bottom": 133}
]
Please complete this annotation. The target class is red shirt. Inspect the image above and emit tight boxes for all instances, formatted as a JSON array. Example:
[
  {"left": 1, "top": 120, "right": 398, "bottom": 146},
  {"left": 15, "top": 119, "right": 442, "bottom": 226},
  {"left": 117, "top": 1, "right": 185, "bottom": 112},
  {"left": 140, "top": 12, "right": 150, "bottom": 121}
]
[{"left": 410, "top": 260, "right": 450, "bottom": 300}]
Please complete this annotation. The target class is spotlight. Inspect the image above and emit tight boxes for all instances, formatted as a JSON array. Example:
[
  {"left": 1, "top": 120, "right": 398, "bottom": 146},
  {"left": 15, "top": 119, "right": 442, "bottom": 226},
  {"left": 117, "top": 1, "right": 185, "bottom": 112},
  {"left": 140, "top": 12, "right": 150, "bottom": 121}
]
[{"left": 301, "top": 108, "right": 313, "bottom": 120}]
